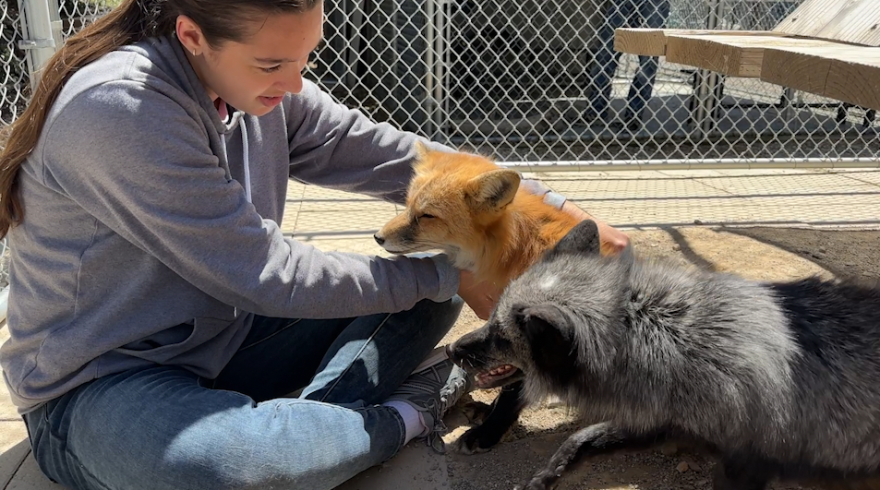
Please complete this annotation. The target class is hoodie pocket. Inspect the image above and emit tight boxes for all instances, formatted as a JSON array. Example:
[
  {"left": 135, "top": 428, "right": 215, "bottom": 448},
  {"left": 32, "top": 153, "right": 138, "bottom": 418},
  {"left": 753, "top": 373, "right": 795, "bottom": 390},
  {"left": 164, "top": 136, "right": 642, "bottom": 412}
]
[{"left": 114, "top": 321, "right": 199, "bottom": 362}]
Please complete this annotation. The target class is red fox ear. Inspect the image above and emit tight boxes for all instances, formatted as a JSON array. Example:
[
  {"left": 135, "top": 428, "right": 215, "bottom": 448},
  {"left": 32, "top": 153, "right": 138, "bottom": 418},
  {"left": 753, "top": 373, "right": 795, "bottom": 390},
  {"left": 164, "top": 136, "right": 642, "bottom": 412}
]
[{"left": 467, "top": 169, "right": 521, "bottom": 212}]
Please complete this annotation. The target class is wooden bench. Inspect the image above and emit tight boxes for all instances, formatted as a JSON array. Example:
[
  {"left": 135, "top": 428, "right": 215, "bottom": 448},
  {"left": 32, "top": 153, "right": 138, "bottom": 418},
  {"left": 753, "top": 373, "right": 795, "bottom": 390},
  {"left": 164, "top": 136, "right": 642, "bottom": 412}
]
[{"left": 614, "top": 0, "right": 880, "bottom": 118}]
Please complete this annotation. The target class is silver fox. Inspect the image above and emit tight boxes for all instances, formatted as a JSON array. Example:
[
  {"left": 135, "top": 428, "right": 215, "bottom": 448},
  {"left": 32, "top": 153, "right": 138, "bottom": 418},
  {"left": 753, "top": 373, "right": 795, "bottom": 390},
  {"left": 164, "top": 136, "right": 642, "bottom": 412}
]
[{"left": 448, "top": 219, "right": 880, "bottom": 490}]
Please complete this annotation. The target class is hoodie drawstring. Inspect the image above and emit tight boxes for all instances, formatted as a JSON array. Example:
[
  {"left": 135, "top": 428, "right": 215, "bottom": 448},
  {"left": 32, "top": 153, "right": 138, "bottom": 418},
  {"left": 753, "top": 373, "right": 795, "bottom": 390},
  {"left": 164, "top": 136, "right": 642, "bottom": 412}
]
[
  {"left": 240, "top": 119, "right": 252, "bottom": 204},
  {"left": 219, "top": 117, "right": 252, "bottom": 204}
]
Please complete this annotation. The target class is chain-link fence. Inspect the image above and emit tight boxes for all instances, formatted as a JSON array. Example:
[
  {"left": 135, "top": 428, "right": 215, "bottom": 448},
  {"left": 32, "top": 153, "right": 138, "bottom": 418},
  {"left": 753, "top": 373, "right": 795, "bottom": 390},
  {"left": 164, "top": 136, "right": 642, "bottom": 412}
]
[
  {"left": 3, "top": 0, "right": 880, "bottom": 166},
  {"left": 1, "top": 0, "right": 114, "bottom": 126},
  {"left": 1, "top": 1, "right": 29, "bottom": 126},
  {"left": 312, "top": 0, "right": 879, "bottom": 165},
  {"left": 57, "top": 0, "right": 111, "bottom": 38}
]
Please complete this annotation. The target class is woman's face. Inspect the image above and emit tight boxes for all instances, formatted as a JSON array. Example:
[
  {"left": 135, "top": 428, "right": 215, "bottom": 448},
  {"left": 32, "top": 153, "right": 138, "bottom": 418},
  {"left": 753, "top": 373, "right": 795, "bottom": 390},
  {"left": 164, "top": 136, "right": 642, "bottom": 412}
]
[{"left": 177, "top": 4, "right": 325, "bottom": 116}]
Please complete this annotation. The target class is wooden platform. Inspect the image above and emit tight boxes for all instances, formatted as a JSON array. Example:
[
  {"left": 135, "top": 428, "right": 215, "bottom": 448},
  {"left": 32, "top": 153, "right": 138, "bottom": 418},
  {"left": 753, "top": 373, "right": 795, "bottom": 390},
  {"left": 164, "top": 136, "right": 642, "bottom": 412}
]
[{"left": 613, "top": 0, "right": 880, "bottom": 111}]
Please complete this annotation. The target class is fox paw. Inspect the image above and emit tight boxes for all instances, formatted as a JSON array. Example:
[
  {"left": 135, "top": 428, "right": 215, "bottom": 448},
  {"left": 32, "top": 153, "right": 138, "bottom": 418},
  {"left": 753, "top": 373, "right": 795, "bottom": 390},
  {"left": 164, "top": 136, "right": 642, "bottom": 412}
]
[{"left": 454, "top": 426, "right": 497, "bottom": 455}]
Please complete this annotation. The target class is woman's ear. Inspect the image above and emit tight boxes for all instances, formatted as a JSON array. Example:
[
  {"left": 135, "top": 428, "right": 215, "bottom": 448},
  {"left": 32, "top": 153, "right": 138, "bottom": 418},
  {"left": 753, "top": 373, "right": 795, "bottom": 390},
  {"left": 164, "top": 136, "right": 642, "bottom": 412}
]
[{"left": 176, "top": 14, "right": 208, "bottom": 57}]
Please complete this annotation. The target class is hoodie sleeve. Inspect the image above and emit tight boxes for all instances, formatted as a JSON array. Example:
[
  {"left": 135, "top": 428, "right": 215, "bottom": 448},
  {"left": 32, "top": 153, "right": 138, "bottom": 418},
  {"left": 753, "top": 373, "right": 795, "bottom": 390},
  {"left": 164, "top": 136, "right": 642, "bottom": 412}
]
[
  {"left": 284, "top": 80, "right": 453, "bottom": 205},
  {"left": 282, "top": 84, "right": 574, "bottom": 210},
  {"left": 40, "top": 80, "right": 460, "bottom": 319}
]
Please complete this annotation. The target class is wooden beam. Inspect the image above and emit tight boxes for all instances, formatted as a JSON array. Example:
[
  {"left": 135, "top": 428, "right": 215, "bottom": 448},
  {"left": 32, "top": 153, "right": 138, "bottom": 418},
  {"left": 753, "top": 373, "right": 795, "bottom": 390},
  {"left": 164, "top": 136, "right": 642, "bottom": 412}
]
[
  {"left": 663, "top": 34, "right": 840, "bottom": 78},
  {"left": 773, "top": 0, "right": 863, "bottom": 39},
  {"left": 613, "top": 28, "right": 792, "bottom": 57},
  {"left": 813, "top": 0, "right": 880, "bottom": 47},
  {"left": 615, "top": 0, "right": 880, "bottom": 57},
  {"left": 773, "top": 0, "right": 880, "bottom": 47},
  {"left": 761, "top": 45, "right": 880, "bottom": 111}
]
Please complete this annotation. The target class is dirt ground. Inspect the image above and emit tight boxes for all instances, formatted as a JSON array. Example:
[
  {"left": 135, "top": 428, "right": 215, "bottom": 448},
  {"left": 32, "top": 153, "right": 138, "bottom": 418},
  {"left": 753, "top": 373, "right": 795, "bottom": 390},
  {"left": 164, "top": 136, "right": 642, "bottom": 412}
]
[{"left": 436, "top": 225, "right": 880, "bottom": 490}]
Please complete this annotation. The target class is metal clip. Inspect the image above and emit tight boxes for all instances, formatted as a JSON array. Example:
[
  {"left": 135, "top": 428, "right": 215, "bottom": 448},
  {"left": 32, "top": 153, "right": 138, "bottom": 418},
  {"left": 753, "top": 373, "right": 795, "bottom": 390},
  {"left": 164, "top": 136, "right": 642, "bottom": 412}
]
[{"left": 18, "top": 38, "right": 56, "bottom": 50}]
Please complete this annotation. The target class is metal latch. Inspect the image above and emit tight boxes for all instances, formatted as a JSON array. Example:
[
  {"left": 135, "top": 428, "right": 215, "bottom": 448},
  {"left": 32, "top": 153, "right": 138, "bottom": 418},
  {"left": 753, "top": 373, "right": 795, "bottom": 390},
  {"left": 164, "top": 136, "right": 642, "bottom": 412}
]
[{"left": 18, "top": 38, "right": 56, "bottom": 50}]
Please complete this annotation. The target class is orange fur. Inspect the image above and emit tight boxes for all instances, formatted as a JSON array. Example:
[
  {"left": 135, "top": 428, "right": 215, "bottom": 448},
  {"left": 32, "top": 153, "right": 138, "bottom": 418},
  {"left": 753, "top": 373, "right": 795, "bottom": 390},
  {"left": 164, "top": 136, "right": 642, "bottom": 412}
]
[{"left": 375, "top": 143, "right": 614, "bottom": 287}]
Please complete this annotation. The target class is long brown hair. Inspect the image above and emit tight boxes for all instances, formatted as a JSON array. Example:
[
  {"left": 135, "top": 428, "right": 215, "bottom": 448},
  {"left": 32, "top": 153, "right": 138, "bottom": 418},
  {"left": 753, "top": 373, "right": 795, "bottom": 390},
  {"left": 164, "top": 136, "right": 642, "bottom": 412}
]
[{"left": 0, "top": 0, "right": 319, "bottom": 239}]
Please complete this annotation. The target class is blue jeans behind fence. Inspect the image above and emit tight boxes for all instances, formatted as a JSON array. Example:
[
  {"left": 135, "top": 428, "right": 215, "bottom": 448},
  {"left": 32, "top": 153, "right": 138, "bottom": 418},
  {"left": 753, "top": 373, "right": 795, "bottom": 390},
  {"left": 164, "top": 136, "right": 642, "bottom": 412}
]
[{"left": 588, "top": 0, "right": 671, "bottom": 123}]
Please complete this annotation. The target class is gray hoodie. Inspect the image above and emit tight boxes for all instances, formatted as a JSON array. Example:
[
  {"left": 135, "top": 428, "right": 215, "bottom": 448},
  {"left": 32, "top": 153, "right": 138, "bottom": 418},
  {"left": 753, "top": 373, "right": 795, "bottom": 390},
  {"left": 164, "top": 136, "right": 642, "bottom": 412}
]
[{"left": 0, "top": 34, "right": 463, "bottom": 414}]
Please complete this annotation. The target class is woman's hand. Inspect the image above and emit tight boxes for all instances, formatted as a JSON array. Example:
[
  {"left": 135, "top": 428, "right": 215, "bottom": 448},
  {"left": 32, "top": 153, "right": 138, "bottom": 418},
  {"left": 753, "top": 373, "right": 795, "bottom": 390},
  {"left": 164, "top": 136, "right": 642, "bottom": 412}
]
[
  {"left": 457, "top": 269, "right": 503, "bottom": 321},
  {"left": 519, "top": 177, "right": 630, "bottom": 255}
]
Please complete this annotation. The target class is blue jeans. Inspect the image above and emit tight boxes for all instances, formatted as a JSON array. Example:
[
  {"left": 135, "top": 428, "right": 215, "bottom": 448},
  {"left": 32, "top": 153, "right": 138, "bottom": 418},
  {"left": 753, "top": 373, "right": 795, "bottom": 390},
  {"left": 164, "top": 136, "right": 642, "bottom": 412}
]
[
  {"left": 22, "top": 296, "right": 464, "bottom": 490},
  {"left": 587, "top": 0, "right": 670, "bottom": 122}
]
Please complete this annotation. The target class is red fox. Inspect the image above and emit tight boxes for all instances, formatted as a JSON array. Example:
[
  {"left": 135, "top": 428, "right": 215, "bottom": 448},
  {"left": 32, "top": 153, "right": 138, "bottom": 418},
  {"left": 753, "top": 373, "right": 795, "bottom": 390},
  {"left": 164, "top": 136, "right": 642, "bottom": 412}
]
[{"left": 375, "top": 143, "right": 622, "bottom": 288}]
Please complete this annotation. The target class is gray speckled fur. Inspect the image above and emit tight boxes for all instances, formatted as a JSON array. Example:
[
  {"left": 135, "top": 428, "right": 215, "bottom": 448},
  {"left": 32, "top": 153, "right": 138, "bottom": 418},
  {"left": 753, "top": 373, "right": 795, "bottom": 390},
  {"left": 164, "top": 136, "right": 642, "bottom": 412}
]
[{"left": 449, "top": 220, "right": 880, "bottom": 489}]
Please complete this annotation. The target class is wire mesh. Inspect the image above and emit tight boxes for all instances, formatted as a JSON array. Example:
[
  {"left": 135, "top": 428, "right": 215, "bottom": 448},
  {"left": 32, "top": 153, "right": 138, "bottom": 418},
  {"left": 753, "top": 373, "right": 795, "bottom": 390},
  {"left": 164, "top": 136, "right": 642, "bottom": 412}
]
[
  {"left": 3, "top": 0, "right": 879, "bottom": 166},
  {"left": 309, "top": 0, "right": 880, "bottom": 165},
  {"left": 58, "top": 0, "right": 113, "bottom": 40},
  {"left": 1, "top": 1, "right": 29, "bottom": 126}
]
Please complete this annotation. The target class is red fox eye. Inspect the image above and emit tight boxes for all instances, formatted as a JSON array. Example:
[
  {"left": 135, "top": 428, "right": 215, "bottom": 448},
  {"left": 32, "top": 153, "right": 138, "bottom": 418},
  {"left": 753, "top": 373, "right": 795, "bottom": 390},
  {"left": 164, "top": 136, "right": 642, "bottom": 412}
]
[{"left": 419, "top": 214, "right": 436, "bottom": 220}]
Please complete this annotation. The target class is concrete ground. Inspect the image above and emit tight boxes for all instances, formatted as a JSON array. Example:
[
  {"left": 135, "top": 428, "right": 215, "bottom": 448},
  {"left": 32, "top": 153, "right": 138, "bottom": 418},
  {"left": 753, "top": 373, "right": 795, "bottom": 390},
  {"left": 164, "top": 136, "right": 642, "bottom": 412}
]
[{"left": 1, "top": 166, "right": 879, "bottom": 489}]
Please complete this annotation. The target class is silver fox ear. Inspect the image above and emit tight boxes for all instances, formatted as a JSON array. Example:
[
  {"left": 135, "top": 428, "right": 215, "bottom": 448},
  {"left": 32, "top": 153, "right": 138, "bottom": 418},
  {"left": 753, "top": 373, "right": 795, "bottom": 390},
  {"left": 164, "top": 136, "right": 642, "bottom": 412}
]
[
  {"left": 515, "top": 303, "right": 569, "bottom": 334},
  {"left": 514, "top": 303, "right": 577, "bottom": 373},
  {"left": 549, "top": 219, "right": 601, "bottom": 257}
]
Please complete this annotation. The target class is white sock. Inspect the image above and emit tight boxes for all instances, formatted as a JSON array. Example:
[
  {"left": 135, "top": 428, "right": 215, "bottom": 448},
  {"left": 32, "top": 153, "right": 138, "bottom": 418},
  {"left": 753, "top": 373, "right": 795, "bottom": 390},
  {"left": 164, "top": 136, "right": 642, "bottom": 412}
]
[{"left": 383, "top": 400, "right": 429, "bottom": 444}]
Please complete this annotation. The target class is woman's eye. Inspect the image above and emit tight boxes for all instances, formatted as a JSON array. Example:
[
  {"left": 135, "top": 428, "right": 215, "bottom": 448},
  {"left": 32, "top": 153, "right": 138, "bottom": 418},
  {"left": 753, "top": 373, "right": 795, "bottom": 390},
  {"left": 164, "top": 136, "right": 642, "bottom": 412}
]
[{"left": 261, "top": 65, "right": 282, "bottom": 73}]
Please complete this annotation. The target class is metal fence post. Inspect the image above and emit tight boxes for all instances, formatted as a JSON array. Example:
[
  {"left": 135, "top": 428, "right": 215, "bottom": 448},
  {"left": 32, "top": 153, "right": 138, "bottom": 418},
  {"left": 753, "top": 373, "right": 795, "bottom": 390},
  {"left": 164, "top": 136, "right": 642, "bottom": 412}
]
[
  {"left": 691, "top": 0, "right": 724, "bottom": 135},
  {"left": 17, "top": 0, "right": 61, "bottom": 91},
  {"left": 425, "top": 0, "right": 448, "bottom": 141}
]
